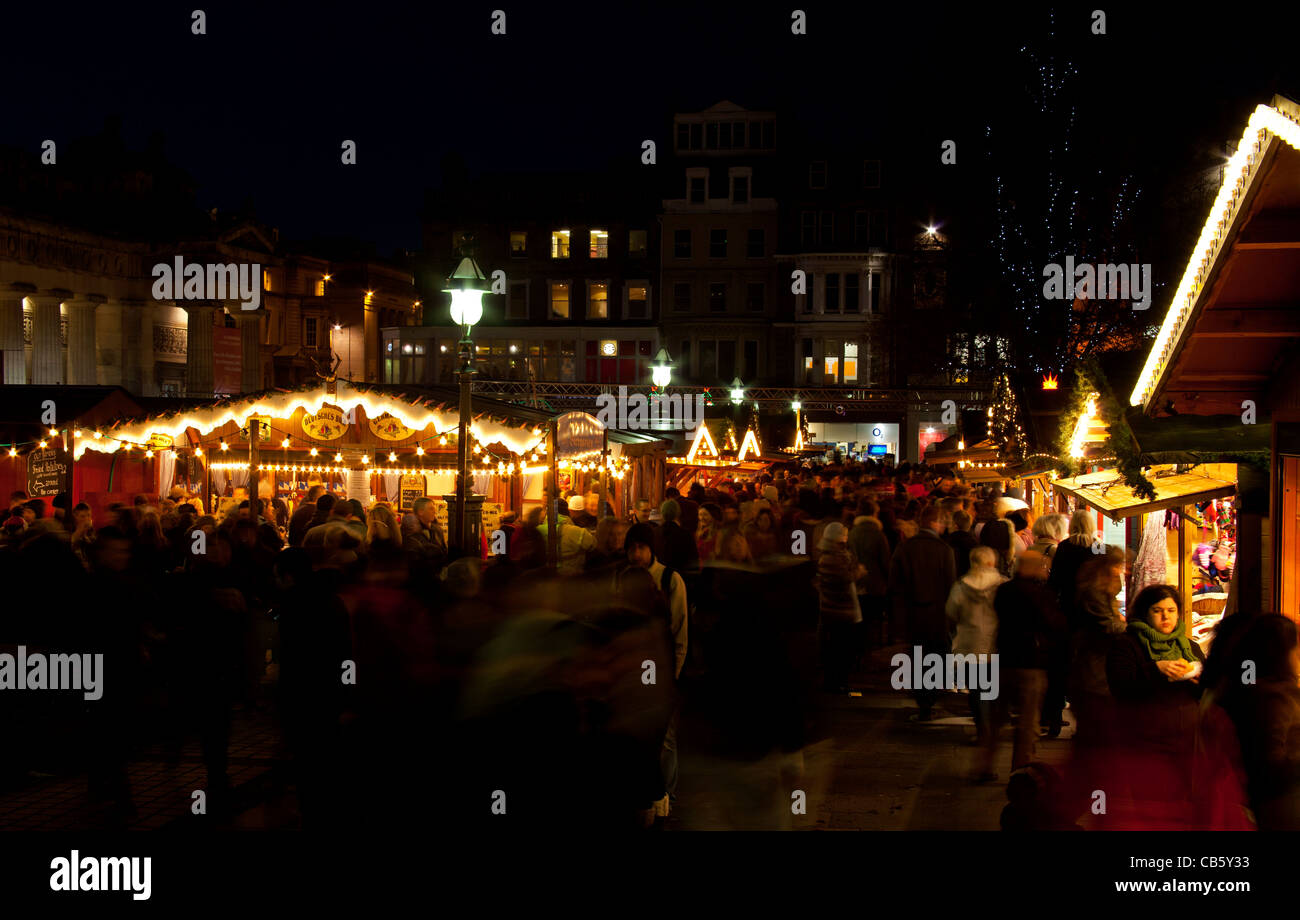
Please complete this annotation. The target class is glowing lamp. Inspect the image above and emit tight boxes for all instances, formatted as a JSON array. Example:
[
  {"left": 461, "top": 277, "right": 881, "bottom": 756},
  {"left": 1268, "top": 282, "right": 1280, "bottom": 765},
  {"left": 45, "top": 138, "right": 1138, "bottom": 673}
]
[
  {"left": 651, "top": 348, "right": 673, "bottom": 387},
  {"left": 729, "top": 377, "right": 745, "bottom": 403},
  {"left": 1042, "top": 373, "right": 1059, "bottom": 390},
  {"left": 443, "top": 254, "right": 489, "bottom": 328}
]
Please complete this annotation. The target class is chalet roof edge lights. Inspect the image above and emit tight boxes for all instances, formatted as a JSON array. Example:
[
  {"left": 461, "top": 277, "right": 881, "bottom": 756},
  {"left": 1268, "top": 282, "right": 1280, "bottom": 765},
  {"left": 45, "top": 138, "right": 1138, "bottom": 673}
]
[
  {"left": 74, "top": 380, "right": 549, "bottom": 460},
  {"left": 1131, "top": 97, "right": 1300, "bottom": 409}
]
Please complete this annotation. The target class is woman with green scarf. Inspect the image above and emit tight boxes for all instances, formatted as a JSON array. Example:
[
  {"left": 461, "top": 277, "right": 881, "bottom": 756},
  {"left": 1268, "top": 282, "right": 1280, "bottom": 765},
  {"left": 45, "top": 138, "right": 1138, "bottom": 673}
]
[{"left": 1109, "top": 585, "right": 1205, "bottom": 699}]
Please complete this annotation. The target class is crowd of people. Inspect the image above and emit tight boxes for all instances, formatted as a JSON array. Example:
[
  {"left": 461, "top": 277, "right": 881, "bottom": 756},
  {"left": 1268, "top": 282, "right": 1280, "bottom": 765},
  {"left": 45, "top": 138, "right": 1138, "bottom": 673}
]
[{"left": 2, "top": 456, "right": 1298, "bottom": 831}]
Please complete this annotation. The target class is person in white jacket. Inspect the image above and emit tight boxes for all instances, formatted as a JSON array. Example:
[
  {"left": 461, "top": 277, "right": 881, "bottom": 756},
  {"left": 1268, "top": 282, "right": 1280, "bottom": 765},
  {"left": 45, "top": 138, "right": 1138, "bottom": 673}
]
[{"left": 946, "top": 545, "right": 1008, "bottom": 782}]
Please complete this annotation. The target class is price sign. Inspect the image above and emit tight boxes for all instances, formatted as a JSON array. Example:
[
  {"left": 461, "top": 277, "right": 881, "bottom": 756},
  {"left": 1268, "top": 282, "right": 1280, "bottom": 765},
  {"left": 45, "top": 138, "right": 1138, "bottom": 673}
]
[{"left": 27, "top": 448, "right": 67, "bottom": 497}]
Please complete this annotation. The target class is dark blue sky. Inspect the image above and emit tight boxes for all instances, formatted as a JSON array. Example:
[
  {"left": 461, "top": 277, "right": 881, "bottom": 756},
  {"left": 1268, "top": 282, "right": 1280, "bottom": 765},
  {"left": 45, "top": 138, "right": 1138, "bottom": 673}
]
[{"left": 3, "top": 2, "right": 1297, "bottom": 254}]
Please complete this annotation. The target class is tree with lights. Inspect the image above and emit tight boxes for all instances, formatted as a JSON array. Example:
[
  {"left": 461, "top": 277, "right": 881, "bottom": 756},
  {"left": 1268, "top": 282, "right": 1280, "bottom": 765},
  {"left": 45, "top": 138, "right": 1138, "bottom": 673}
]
[
  {"left": 972, "top": 8, "right": 1156, "bottom": 377},
  {"left": 988, "top": 372, "right": 1027, "bottom": 460}
]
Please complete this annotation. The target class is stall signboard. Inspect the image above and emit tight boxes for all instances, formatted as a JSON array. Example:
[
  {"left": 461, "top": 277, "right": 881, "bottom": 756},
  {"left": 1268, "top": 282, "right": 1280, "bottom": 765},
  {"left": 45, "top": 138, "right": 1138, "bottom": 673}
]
[
  {"left": 302, "top": 406, "right": 349, "bottom": 441},
  {"left": 481, "top": 502, "right": 504, "bottom": 534},
  {"left": 146, "top": 433, "right": 174, "bottom": 449},
  {"left": 432, "top": 499, "right": 449, "bottom": 534},
  {"left": 27, "top": 447, "right": 67, "bottom": 497},
  {"left": 399, "top": 474, "right": 427, "bottom": 511},
  {"left": 369, "top": 413, "right": 416, "bottom": 441}
]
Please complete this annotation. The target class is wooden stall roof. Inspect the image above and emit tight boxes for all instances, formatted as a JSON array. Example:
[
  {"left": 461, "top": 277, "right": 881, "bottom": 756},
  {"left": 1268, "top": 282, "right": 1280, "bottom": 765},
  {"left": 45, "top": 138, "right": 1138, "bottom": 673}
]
[
  {"left": 927, "top": 437, "right": 1001, "bottom": 464},
  {"left": 74, "top": 379, "right": 555, "bottom": 460},
  {"left": 1052, "top": 465, "right": 1236, "bottom": 521},
  {"left": 1135, "top": 96, "right": 1300, "bottom": 415}
]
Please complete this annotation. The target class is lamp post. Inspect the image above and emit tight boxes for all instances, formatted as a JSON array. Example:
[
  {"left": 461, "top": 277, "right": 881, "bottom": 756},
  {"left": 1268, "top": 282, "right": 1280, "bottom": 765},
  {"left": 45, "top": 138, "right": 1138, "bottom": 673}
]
[
  {"left": 651, "top": 348, "right": 673, "bottom": 389},
  {"left": 443, "top": 239, "right": 489, "bottom": 556}
]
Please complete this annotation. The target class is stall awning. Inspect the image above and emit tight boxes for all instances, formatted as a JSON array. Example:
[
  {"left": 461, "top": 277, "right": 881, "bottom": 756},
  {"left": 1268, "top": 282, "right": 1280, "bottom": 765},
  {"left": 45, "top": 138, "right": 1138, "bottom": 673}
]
[{"left": 1052, "top": 465, "right": 1236, "bottom": 521}]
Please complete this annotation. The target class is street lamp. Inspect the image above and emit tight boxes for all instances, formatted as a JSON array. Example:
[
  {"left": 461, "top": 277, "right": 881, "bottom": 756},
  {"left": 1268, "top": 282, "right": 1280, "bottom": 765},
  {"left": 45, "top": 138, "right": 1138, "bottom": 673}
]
[
  {"left": 651, "top": 348, "right": 673, "bottom": 388},
  {"left": 729, "top": 377, "right": 745, "bottom": 403},
  {"left": 443, "top": 238, "right": 490, "bottom": 555}
]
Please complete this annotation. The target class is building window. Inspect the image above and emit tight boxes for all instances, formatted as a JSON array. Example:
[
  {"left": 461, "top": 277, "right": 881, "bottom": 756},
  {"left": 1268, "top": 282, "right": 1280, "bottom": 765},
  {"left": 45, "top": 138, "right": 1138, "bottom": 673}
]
[
  {"left": 626, "top": 283, "right": 649, "bottom": 319},
  {"left": 628, "top": 230, "right": 647, "bottom": 257},
  {"left": 820, "top": 211, "right": 834, "bottom": 244},
  {"left": 824, "top": 355, "right": 839, "bottom": 381},
  {"left": 706, "top": 123, "right": 719, "bottom": 149},
  {"left": 800, "top": 211, "right": 817, "bottom": 246},
  {"left": 314, "top": 279, "right": 325, "bottom": 297},
  {"left": 709, "top": 283, "right": 726, "bottom": 313},
  {"left": 304, "top": 317, "right": 318, "bottom": 347},
  {"left": 689, "top": 176, "right": 706, "bottom": 203},
  {"left": 733, "top": 176, "right": 749, "bottom": 204},
  {"left": 869, "top": 271, "right": 882, "bottom": 312},
  {"left": 854, "top": 211, "right": 868, "bottom": 245},
  {"left": 673, "top": 283, "right": 691, "bottom": 312},
  {"left": 262, "top": 269, "right": 272, "bottom": 292},
  {"left": 869, "top": 210, "right": 888, "bottom": 247},
  {"left": 589, "top": 230, "right": 609, "bottom": 259},
  {"left": 550, "top": 281, "right": 570, "bottom": 319},
  {"left": 844, "top": 343, "right": 859, "bottom": 383},
  {"left": 845, "top": 273, "right": 859, "bottom": 312},
  {"left": 743, "top": 339, "right": 758, "bottom": 379},
  {"left": 825, "top": 273, "right": 840, "bottom": 313},
  {"left": 588, "top": 281, "right": 609, "bottom": 319},
  {"left": 809, "top": 160, "right": 827, "bottom": 189},
  {"left": 551, "top": 230, "right": 571, "bottom": 259},
  {"left": 690, "top": 123, "right": 702, "bottom": 149},
  {"left": 746, "top": 282, "right": 764, "bottom": 312},
  {"left": 674, "top": 229, "right": 691, "bottom": 259},
  {"left": 677, "top": 123, "right": 689, "bottom": 151},
  {"left": 510, "top": 231, "right": 527, "bottom": 256},
  {"left": 747, "top": 228, "right": 764, "bottom": 258},
  {"left": 863, "top": 160, "right": 881, "bottom": 189},
  {"left": 718, "top": 340, "right": 735, "bottom": 381},
  {"left": 508, "top": 280, "right": 529, "bottom": 319},
  {"left": 710, "top": 229, "right": 727, "bottom": 258}
]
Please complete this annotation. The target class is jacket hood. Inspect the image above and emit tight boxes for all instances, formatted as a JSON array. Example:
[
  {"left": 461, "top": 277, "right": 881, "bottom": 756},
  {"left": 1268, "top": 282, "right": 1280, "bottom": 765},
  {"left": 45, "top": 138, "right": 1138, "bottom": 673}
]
[{"left": 961, "top": 566, "right": 1007, "bottom": 592}]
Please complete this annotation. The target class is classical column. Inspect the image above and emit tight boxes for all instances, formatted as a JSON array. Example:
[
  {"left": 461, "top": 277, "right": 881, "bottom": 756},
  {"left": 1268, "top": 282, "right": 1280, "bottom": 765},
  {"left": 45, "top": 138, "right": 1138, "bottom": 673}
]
[
  {"left": 118, "top": 299, "right": 144, "bottom": 394},
  {"left": 238, "top": 311, "right": 261, "bottom": 393},
  {"left": 30, "top": 290, "right": 71, "bottom": 385},
  {"left": 95, "top": 301, "right": 123, "bottom": 386},
  {"left": 185, "top": 302, "right": 215, "bottom": 398},
  {"left": 0, "top": 283, "right": 34, "bottom": 385},
  {"left": 66, "top": 296, "right": 103, "bottom": 385},
  {"left": 139, "top": 302, "right": 156, "bottom": 396}
]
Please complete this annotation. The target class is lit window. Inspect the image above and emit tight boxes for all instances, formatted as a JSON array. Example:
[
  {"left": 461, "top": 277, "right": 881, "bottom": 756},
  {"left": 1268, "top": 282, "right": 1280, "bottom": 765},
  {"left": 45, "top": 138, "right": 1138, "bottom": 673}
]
[
  {"left": 510, "top": 231, "right": 527, "bottom": 256},
  {"left": 627, "top": 284, "right": 648, "bottom": 319},
  {"left": 551, "top": 230, "right": 570, "bottom": 259},
  {"left": 589, "top": 230, "right": 609, "bottom": 259},
  {"left": 824, "top": 356, "right": 839, "bottom": 380},
  {"left": 844, "top": 343, "right": 858, "bottom": 383},
  {"left": 628, "top": 230, "right": 647, "bottom": 256},
  {"left": 588, "top": 281, "right": 608, "bottom": 319},
  {"left": 314, "top": 280, "right": 325, "bottom": 296},
  {"left": 600, "top": 340, "right": 617, "bottom": 357},
  {"left": 262, "top": 270, "right": 272, "bottom": 291},
  {"left": 550, "top": 282, "right": 570, "bottom": 319}
]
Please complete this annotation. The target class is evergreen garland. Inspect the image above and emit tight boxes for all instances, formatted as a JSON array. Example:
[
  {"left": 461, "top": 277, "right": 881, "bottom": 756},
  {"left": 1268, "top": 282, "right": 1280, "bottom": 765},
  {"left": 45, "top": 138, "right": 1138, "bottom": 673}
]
[{"left": 1054, "top": 358, "right": 1156, "bottom": 500}]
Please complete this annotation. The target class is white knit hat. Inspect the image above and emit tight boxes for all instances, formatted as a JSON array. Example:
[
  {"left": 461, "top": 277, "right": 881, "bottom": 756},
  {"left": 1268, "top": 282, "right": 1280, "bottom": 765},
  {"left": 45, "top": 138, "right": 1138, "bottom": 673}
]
[{"left": 567, "top": 495, "right": 585, "bottom": 513}]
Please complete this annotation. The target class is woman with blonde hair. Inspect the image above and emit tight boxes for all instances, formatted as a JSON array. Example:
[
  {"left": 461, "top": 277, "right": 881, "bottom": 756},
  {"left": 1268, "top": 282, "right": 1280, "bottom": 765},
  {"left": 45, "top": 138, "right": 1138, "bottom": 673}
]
[{"left": 366, "top": 502, "right": 403, "bottom": 550}]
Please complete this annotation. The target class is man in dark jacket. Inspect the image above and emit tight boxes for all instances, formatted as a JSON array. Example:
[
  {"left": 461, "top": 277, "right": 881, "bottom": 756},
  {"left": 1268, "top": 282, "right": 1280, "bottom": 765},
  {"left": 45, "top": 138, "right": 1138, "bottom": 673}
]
[
  {"left": 994, "top": 550, "right": 1067, "bottom": 768},
  {"left": 657, "top": 499, "right": 698, "bottom": 574},
  {"left": 289, "top": 485, "right": 326, "bottom": 547},
  {"left": 945, "top": 509, "right": 979, "bottom": 579},
  {"left": 889, "top": 505, "right": 956, "bottom": 720}
]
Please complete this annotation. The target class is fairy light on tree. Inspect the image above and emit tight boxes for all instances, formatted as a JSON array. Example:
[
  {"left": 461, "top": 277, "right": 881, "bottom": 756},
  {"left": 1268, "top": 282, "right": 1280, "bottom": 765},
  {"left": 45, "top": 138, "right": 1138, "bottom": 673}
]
[
  {"left": 978, "top": 7, "right": 1153, "bottom": 377},
  {"left": 988, "top": 373, "right": 1027, "bottom": 461}
]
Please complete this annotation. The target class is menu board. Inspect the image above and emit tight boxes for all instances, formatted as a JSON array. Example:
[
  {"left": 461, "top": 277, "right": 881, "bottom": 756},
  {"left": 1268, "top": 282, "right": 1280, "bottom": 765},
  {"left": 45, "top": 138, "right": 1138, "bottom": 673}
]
[
  {"left": 398, "top": 474, "right": 427, "bottom": 512},
  {"left": 481, "top": 502, "right": 504, "bottom": 534},
  {"left": 27, "top": 447, "right": 67, "bottom": 497}
]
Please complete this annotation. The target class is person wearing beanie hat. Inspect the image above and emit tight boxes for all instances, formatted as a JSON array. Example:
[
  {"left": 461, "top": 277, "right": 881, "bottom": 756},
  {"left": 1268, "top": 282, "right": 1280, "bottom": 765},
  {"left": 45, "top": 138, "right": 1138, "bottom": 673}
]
[
  {"left": 568, "top": 493, "right": 596, "bottom": 531},
  {"left": 762, "top": 484, "right": 779, "bottom": 504}
]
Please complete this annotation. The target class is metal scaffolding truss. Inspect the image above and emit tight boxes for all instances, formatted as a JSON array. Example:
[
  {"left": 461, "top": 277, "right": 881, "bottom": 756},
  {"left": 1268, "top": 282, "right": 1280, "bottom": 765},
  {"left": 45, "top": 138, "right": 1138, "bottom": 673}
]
[{"left": 469, "top": 379, "right": 989, "bottom": 413}]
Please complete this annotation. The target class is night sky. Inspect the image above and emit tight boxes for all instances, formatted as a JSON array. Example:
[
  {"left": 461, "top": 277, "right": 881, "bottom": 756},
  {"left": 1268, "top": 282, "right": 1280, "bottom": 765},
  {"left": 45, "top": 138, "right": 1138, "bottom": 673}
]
[{"left": 3, "top": 2, "right": 1298, "bottom": 255}]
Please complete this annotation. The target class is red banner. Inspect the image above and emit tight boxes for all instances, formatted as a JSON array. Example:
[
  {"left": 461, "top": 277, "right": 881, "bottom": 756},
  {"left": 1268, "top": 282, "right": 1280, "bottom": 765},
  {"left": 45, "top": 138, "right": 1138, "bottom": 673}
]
[{"left": 213, "top": 326, "right": 242, "bottom": 395}]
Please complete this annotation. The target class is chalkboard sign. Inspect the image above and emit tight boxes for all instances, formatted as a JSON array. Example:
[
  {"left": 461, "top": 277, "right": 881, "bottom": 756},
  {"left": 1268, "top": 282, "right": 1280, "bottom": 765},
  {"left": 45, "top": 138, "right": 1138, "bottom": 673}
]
[
  {"left": 27, "top": 447, "right": 67, "bottom": 497},
  {"left": 398, "top": 474, "right": 427, "bottom": 512}
]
